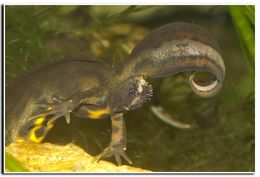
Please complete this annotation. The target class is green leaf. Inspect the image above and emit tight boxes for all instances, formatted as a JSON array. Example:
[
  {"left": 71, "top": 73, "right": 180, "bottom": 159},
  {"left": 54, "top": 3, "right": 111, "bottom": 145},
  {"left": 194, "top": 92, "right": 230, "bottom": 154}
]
[
  {"left": 5, "top": 152, "right": 29, "bottom": 172},
  {"left": 229, "top": 5, "right": 255, "bottom": 79}
]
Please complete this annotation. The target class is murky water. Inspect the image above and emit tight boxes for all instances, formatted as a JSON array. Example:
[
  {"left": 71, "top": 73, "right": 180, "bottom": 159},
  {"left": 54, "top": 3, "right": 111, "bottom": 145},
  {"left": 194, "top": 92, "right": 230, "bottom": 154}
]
[{"left": 5, "top": 6, "right": 254, "bottom": 172}]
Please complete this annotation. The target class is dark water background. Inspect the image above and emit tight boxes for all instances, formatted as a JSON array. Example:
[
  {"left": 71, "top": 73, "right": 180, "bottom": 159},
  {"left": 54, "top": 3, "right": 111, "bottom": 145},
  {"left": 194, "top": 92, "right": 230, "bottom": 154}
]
[{"left": 5, "top": 6, "right": 254, "bottom": 171}]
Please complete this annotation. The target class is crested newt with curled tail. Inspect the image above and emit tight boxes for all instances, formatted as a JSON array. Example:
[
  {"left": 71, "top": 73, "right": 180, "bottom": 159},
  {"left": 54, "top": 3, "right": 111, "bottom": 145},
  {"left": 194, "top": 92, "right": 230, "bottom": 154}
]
[{"left": 5, "top": 22, "right": 225, "bottom": 166}]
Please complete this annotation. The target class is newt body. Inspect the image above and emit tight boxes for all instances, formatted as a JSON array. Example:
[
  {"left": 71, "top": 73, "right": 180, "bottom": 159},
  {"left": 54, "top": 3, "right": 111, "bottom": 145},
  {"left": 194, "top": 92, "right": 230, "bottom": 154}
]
[
  {"left": 5, "top": 22, "right": 225, "bottom": 165},
  {"left": 6, "top": 61, "right": 110, "bottom": 142}
]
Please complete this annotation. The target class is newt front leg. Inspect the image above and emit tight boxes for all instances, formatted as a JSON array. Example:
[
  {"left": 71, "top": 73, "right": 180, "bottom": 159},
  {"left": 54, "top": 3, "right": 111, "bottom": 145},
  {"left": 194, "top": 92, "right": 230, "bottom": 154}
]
[
  {"left": 28, "top": 89, "right": 100, "bottom": 124},
  {"left": 94, "top": 113, "right": 132, "bottom": 165}
]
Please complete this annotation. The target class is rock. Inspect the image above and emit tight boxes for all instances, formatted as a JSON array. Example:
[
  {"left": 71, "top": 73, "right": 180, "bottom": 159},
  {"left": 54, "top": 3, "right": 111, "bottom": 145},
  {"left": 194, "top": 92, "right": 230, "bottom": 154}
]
[{"left": 5, "top": 142, "right": 150, "bottom": 172}]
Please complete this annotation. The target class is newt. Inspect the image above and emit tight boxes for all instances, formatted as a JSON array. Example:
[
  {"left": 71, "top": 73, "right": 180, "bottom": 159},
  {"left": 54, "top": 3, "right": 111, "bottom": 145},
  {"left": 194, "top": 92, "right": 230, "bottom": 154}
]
[{"left": 5, "top": 22, "right": 225, "bottom": 166}]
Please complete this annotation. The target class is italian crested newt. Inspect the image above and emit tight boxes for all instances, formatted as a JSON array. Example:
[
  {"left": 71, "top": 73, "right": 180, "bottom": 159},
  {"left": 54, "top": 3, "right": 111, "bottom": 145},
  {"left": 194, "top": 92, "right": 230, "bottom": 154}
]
[{"left": 5, "top": 22, "right": 225, "bottom": 165}]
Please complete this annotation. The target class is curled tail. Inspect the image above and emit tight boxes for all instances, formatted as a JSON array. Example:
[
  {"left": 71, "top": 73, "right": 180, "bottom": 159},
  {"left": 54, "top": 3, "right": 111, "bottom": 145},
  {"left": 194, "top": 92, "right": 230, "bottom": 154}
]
[{"left": 120, "top": 22, "right": 225, "bottom": 97}]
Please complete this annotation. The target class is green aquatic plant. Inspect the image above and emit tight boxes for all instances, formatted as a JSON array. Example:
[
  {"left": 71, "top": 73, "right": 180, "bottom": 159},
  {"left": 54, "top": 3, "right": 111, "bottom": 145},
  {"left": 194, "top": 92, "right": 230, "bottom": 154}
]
[
  {"left": 5, "top": 152, "right": 29, "bottom": 172},
  {"left": 5, "top": 5, "right": 254, "bottom": 172},
  {"left": 229, "top": 5, "right": 255, "bottom": 79}
]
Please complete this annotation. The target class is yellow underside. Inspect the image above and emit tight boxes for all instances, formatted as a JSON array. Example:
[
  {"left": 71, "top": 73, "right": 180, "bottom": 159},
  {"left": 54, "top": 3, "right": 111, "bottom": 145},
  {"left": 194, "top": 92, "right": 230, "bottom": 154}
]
[
  {"left": 88, "top": 106, "right": 110, "bottom": 119},
  {"left": 22, "top": 106, "right": 110, "bottom": 143},
  {"left": 28, "top": 116, "right": 54, "bottom": 143}
]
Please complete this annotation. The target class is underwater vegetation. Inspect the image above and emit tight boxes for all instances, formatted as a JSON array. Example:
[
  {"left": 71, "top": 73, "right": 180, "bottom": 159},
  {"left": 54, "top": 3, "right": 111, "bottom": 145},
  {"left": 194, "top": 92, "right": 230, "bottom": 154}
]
[{"left": 5, "top": 5, "right": 254, "bottom": 172}]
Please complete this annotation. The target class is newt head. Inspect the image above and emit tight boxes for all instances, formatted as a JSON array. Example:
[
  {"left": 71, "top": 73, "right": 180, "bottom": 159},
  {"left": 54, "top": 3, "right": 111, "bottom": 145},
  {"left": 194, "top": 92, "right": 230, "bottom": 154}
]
[{"left": 109, "top": 76, "right": 153, "bottom": 113}]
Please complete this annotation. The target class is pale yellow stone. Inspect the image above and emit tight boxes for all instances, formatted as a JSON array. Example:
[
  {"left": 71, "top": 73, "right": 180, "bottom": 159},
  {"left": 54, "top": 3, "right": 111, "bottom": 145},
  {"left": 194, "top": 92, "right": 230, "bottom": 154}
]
[{"left": 5, "top": 142, "right": 151, "bottom": 172}]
